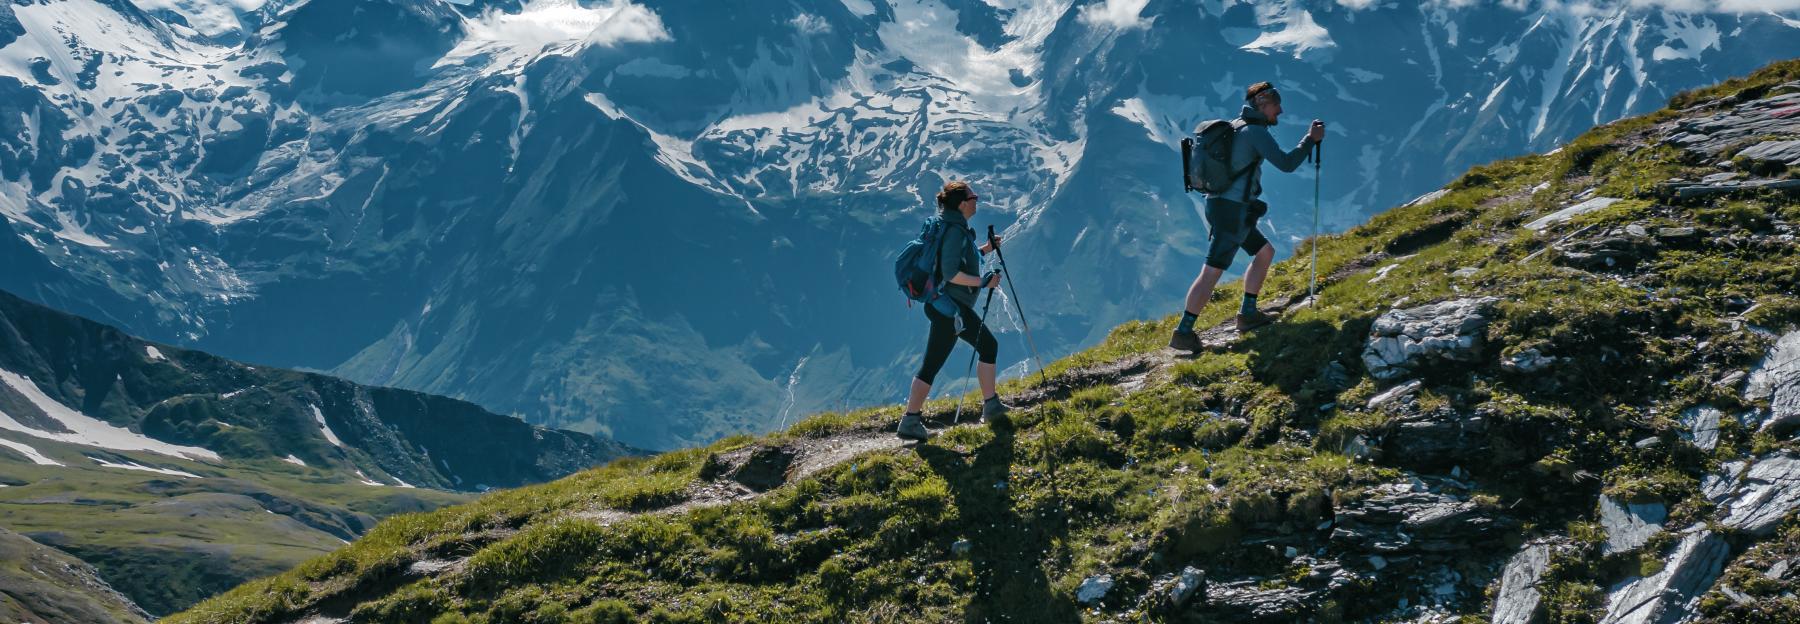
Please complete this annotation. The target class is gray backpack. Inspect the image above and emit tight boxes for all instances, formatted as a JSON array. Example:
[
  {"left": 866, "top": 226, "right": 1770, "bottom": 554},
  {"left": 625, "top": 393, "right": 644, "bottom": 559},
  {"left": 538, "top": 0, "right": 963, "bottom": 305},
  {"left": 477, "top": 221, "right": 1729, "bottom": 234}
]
[{"left": 1181, "top": 119, "right": 1255, "bottom": 195}]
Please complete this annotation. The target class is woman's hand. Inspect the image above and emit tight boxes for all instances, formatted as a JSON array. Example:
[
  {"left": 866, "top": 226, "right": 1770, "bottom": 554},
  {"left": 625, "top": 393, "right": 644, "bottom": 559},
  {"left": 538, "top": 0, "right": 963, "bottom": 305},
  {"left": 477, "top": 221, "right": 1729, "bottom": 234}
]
[
  {"left": 1307, "top": 120, "right": 1325, "bottom": 144},
  {"left": 980, "top": 235, "right": 1002, "bottom": 255}
]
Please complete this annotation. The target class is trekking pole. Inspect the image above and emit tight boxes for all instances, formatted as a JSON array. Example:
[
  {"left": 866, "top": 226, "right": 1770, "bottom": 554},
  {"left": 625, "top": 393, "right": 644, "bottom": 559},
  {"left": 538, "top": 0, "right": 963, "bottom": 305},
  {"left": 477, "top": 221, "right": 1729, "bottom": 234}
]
[
  {"left": 953, "top": 274, "right": 999, "bottom": 425},
  {"left": 987, "top": 225, "right": 1047, "bottom": 383},
  {"left": 1310, "top": 137, "right": 1321, "bottom": 306}
]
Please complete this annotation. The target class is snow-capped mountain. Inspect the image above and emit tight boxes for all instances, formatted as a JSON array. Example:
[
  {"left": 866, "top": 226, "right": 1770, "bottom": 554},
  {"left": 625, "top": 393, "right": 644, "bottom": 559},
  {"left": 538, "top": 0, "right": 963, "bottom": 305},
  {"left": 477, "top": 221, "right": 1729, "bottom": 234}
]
[{"left": 2, "top": 0, "right": 1796, "bottom": 450}]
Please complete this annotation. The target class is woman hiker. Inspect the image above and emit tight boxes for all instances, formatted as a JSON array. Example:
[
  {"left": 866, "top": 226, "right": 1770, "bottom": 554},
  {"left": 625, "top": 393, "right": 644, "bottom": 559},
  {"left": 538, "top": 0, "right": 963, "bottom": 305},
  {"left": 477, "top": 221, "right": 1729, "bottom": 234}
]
[
  {"left": 1169, "top": 81, "right": 1326, "bottom": 352},
  {"left": 897, "top": 181, "right": 1010, "bottom": 441}
]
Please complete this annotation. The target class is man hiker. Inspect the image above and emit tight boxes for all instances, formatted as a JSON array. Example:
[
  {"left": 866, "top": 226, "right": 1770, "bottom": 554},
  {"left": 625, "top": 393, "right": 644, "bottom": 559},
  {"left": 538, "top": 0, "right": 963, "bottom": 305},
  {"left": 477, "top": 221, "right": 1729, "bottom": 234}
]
[
  {"left": 1169, "top": 81, "right": 1326, "bottom": 352},
  {"left": 897, "top": 181, "right": 1010, "bottom": 441}
]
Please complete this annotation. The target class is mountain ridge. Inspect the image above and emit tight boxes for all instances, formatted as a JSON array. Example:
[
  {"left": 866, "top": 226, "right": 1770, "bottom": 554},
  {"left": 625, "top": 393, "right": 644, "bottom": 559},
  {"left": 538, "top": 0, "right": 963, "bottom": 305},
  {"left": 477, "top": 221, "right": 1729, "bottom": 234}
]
[{"left": 4, "top": 0, "right": 1799, "bottom": 451}]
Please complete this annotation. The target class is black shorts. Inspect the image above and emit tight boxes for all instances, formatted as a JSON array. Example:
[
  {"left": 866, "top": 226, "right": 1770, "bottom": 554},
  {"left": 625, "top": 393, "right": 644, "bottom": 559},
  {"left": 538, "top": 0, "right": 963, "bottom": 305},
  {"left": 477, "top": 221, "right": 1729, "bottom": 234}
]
[{"left": 1204, "top": 196, "right": 1271, "bottom": 271}]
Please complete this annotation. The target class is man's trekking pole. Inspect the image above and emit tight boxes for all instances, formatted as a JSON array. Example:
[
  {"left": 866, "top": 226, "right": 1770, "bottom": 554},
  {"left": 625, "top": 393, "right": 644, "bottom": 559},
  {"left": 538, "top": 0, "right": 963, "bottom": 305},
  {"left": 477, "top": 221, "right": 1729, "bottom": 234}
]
[
  {"left": 987, "top": 225, "right": 1047, "bottom": 383},
  {"left": 953, "top": 276, "right": 999, "bottom": 425},
  {"left": 1310, "top": 137, "right": 1322, "bottom": 306}
]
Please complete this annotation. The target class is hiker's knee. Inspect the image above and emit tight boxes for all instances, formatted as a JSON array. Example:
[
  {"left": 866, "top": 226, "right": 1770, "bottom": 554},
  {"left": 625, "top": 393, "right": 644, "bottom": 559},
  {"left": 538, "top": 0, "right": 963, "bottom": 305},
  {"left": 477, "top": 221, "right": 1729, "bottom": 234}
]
[
  {"left": 976, "top": 332, "right": 998, "bottom": 364},
  {"left": 1204, "top": 241, "right": 1238, "bottom": 271},
  {"left": 1255, "top": 242, "right": 1274, "bottom": 260}
]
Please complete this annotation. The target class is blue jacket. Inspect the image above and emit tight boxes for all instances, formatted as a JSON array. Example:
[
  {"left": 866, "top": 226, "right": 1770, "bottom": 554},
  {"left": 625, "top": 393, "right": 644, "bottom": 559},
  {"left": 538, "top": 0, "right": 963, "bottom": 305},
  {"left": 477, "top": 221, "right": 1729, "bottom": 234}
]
[
  {"left": 1216, "top": 104, "right": 1316, "bottom": 203},
  {"left": 935, "top": 210, "right": 980, "bottom": 308}
]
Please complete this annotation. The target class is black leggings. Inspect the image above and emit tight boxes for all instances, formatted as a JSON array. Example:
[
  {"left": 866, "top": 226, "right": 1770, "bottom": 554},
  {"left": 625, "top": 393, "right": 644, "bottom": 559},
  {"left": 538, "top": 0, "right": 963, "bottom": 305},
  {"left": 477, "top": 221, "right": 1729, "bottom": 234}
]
[{"left": 915, "top": 301, "right": 998, "bottom": 385}]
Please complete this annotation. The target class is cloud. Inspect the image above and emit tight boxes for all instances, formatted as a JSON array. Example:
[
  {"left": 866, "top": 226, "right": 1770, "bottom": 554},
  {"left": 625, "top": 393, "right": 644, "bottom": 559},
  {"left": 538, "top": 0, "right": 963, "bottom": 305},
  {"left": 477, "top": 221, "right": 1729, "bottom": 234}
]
[
  {"left": 585, "top": 1, "right": 671, "bottom": 47},
  {"left": 460, "top": 0, "right": 669, "bottom": 52},
  {"left": 1078, "top": 0, "right": 1151, "bottom": 29},
  {"left": 790, "top": 13, "right": 832, "bottom": 35}
]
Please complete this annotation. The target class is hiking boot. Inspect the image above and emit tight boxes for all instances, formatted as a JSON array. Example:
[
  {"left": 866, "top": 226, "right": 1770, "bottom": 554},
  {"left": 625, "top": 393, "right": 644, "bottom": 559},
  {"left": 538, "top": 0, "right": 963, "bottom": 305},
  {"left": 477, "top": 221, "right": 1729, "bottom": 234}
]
[
  {"left": 1168, "top": 329, "right": 1202, "bottom": 352},
  {"left": 896, "top": 412, "right": 929, "bottom": 441},
  {"left": 1235, "top": 310, "right": 1277, "bottom": 333},
  {"left": 981, "top": 396, "right": 1011, "bottom": 426}
]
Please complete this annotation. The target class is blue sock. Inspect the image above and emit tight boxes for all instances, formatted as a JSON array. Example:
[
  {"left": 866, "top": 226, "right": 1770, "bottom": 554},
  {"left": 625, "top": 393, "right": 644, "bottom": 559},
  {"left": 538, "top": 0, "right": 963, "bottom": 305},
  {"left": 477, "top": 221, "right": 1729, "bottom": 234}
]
[
  {"left": 1240, "top": 292, "right": 1259, "bottom": 316},
  {"left": 1177, "top": 311, "right": 1199, "bottom": 332}
]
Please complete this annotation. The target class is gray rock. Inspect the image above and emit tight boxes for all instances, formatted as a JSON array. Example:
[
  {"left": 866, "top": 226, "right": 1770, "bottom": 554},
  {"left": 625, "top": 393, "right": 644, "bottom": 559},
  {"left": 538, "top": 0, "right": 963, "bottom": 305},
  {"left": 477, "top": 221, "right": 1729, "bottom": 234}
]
[
  {"left": 1714, "top": 452, "right": 1800, "bottom": 536},
  {"left": 1383, "top": 409, "right": 1489, "bottom": 469},
  {"left": 1666, "top": 88, "right": 1800, "bottom": 158},
  {"left": 1766, "top": 559, "right": 1792, "bottom": 581},
  {"left": 1599, "top": 527, "right": 1729, "bottom": 624},
  {"left": 1171, "top": 566, "right": 1205, "bottom": 608},
  {"left": 951, "top": 539, "right": 972, "bottom": 556},
  {"left": 1701, "top": 172, "right": 1741, "bottom": 184},
  {"left": 1598, "top": 495, "right": 1666, "bottom": 555},
  {"left": 1745, "top": 331, "right": 1800, "bottom": 435},
  {"left": 1204, "top": 580, "right": 1312, "bottom": 620},
  {"left": 1077, "top": 573, "right": 1114, "bottom": 605},
  {"left": 1369, "top": 380, "right": 1425, "bottom": 409},
  {"left": 1678, "top": 405, "right": 1724, "bottom": 451},
  {"left": 1736, "top": 139, "right": 1800, "bottom": 166},
  {"left": 1502, "top": 348, "right": 1557, "bottom": 374},
  {"left": 1525, "top": 197, "right": 1623, "bottom": 231},
  {"left": 1492, "top": 541, "right": 1557, "bottom": 624},
  {"left": 1363, "top": 298, "right": 1500, "bottom": 381},
  {"left": 1332, "top": 480, "right": 1513, "bottom": 554}
]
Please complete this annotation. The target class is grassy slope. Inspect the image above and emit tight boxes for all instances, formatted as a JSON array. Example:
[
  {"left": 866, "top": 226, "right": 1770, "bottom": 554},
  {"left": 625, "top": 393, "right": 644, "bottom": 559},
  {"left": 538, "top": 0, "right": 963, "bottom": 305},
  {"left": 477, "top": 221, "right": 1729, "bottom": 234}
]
[
  {"left": 167, "top": 60, "right": 1800, "bottom": 623},
  {"left": 0, "top": 434, "right": 469, "bottom": 616}
]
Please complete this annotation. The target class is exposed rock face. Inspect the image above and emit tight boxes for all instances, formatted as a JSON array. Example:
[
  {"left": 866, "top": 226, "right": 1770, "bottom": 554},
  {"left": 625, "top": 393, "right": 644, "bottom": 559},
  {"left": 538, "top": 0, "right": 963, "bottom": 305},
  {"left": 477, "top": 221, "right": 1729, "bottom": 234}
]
[
  {"left": 1331, "top": 480, "right": 1514, "bottom": 554},
  {"left": 1491, "top": 540, "right": 1561, "bottom": 624},
  {"left": 1736, "top": 139, "right": 1800, "bottom": 166},
  {"left": 1598, "top": 495, "right": 1666, "bottom": 555},
  {"left": 1600, "top": 527, "right": 1729, "bottom": 624},
  {"left": 1680, "top": 405, "right": 1725, "bottom": 451},
  {"left": 1381, "top": 408, "right": 1490, "bottom": 470},
  {"left": 1363, "top": 298, "right": 1501, "bottom": 381},
  {"left": 1745, "top": 331, "right": 1800, "bottom": 436},
  {"left": 1665, "top": 84, "right": 1800, "bottom": 157},
  {"left": 1709, "top": 452, "right": 1800, "bottom": 536},
  {"left": 1526, "top": 197, "right": 1623, "bottom": 231}
]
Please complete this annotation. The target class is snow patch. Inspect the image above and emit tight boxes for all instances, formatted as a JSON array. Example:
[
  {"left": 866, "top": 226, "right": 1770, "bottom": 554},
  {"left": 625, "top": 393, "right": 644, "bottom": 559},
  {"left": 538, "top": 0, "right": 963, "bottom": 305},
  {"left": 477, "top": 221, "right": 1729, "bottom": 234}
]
[
  {"left": 1239, "top": 7, "right": 1336, "bottom": 58},
  {"left": 0, "top": 370, "right": 219, "bottom": 461},
  {"left": 0, "top": 437, "right": 62, "bottom": 466},
  {"left": 1651, "top": 13, "right": 1720, "bottom": 61},
  {"left": 282, "top": 454, "right": 306, "bottom": 467},
  {"left": 354, "top": 470, "right": 384, "bottom": 487},
  {"left": 90, "top": 456, "right": 202, "bottom": 479},
  {"left": 310, "top": 404, "right": 346, "bottom": 448},
  {"left": 144, "top": 346, "right": 167, "bottom": 362}
]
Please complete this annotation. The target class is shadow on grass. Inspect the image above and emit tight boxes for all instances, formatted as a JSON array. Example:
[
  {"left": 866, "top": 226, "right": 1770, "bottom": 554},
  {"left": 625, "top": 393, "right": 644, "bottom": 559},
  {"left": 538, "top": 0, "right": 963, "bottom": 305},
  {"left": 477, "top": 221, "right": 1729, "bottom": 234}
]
[{"left": 917, "top": 426, "right": 1079, "bottom": 624}]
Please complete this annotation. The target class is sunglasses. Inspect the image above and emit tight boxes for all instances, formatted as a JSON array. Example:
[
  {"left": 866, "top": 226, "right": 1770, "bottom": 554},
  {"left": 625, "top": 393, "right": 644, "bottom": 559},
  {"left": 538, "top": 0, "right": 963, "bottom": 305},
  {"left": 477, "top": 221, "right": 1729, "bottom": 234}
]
[{"left": 964, "top": 195, "right": 980, "bottom": 202}]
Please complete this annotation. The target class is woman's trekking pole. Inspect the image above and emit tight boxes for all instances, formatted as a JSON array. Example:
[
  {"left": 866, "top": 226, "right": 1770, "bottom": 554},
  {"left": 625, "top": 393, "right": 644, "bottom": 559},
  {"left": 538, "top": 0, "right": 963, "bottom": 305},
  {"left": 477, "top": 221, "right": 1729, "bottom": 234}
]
[
  {"left": 954, "top": 281, "right": 998, "bottom": 425},
  {"left": 1310, "top": 139, "right": 1322, "bottom": 306},
  {"left": 987, "top": 225, "right": 1047, "bottom": 383}
]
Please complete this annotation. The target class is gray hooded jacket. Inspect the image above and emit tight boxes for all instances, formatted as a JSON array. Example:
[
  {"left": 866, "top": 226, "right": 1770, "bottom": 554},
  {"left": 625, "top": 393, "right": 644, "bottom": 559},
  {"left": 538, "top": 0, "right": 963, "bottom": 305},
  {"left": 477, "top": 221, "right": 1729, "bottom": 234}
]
[{"left": 1214, "top": 104, "right": 1316, "bottom": 203}]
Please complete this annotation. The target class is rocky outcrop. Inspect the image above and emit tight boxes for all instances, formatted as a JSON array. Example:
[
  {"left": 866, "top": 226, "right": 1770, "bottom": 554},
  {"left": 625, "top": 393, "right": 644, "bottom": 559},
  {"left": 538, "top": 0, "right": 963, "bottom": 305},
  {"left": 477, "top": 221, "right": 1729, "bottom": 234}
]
[
  {"left": 1525, "top": 197, "right": 1623, "bottom": 231},
  {"left": 1680, "top": 405, "right": 1725, "bottom": 452},
  {"left": 1363, "top": 298, "right": 1500, "bottom": 381},
  {"left": 1331, "top": 479, "right": 1515, "bottom": 554},
  {"left": 1600, "top": 527, "right": 1730, "bottom": 624},
  {"left": 1745, "top": 331, "right": 1800, "bottom": 436},
  {"left": 1492, "top": 540, "right": 1565, "bottom": 624},
  {"left": 1665, "top": 83, "right": 1800, "bottom": 158},
  {"left": 1381, "top": 408, "right": 1490, "bottom": 470},
  {"left": 1709, "top": 452, "right": 1800, "bottom": 536},
  {"left": 1598, "top": 495, "right": 1666, "bottom": 556}
]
